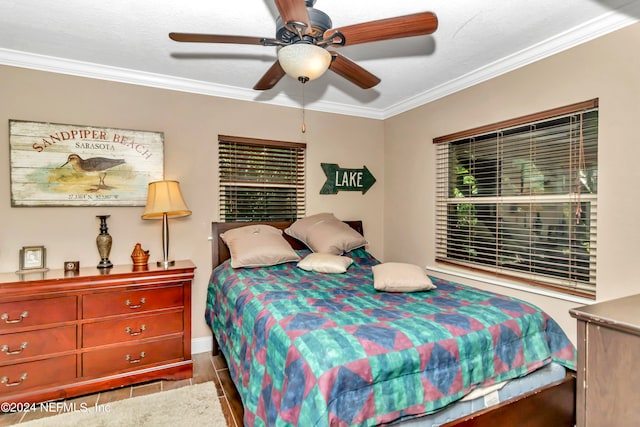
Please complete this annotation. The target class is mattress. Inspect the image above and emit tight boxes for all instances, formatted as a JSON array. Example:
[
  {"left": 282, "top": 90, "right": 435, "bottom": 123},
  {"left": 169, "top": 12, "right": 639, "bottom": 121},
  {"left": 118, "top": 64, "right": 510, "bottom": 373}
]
[{"left": 391, "top": 362, "right": 567, "bottom": 426}]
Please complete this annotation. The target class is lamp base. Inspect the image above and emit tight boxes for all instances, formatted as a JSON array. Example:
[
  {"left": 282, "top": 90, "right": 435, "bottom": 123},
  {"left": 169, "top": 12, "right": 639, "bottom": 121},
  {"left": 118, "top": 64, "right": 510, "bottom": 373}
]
[{"left": 157, "top": 259, "right": 175, "bottom": 269}]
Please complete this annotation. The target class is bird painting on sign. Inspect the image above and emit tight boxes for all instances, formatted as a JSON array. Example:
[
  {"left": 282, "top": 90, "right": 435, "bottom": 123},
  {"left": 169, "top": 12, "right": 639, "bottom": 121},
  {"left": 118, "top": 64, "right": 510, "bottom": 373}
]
[
  {"left": 9, "top": 120, "right": 164, "bottom": 207},
  {"left": 60, "top": 154, "right": 126, "bottom": 191}
]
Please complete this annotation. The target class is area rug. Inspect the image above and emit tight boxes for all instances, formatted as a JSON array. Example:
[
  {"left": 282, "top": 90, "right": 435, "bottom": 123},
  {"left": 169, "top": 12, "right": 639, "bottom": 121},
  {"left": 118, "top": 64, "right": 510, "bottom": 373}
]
[{"left": 18, "top": 382, "right": 226, "bottom": 427}]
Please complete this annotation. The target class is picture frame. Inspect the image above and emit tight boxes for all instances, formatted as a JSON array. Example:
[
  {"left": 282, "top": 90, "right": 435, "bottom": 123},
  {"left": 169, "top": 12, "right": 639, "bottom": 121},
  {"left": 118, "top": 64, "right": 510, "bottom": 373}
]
[{"left": 19, "top": 246, "right": 47, "bottom": 271}]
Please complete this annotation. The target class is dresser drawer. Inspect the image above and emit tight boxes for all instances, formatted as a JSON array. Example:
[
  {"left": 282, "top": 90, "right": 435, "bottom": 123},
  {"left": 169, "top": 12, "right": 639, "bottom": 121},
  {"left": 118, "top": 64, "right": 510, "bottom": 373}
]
[
  {"left": 82, "top": 311, "right": 183, "bottom": 347},
  {"left": 0, "top": 326, "right": 76, "bottom": 364},
  {"left": 0, "top": 355, "right": 76, "bottom": 395},
  {"left": 83, "top": 285, "right": 184, "bottom": 318},
  {"left": 0, "top": 296, "right": 76, "bottom": 332},
  {"left": 82, "top": 337, "right": 184, "bottom": 377}
]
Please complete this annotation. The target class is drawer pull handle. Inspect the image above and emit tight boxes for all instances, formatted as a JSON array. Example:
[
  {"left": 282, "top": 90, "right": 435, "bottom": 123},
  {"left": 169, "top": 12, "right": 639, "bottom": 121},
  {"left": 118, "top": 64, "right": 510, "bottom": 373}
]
[
  {"left": 1, "top": 342, "right": 28, "bottom": 355},
  {"left": 125, "top": 298, "right": 146, "bottom": 309},
  {"left": 125, "top": 325, "right": 146, "bottom": 336},
  {"left": 1, "top": 311, "right": 29, "bottom": 324},
  {"left": 125, "top": 351, "right": 146, "bottom": 364},
  {"left": 1, "top": 373, "right": 28, "bottom": 387}
]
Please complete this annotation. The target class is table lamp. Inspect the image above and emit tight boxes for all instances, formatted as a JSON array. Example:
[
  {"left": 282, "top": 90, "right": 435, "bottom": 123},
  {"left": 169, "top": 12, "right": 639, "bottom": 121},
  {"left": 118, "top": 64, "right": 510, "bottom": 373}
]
[{"left": 141, "top": 180, "right": 191, "bottom": 268}]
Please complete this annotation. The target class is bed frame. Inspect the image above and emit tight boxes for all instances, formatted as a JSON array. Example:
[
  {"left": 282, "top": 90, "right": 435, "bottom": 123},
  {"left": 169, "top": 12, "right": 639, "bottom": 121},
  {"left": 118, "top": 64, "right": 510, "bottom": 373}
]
[{"left": 209, "top": 220, "right": 576, "bottom": 427}]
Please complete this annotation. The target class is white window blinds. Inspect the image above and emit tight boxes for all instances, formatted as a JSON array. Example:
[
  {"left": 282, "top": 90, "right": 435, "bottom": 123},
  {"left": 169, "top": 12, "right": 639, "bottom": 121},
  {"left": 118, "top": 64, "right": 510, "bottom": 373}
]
[
  {"left": 218, "top": 135, "right": 306, "bottom": 222},
  {"left": 434, "top": 100, "right": 598, "bottom": 298}
]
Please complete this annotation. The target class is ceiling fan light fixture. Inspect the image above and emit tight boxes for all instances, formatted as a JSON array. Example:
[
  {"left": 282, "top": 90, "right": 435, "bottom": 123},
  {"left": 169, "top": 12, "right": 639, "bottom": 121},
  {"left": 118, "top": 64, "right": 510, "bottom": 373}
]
[{"left": 278, "top": 43, "right": 331, "bottom": 82}]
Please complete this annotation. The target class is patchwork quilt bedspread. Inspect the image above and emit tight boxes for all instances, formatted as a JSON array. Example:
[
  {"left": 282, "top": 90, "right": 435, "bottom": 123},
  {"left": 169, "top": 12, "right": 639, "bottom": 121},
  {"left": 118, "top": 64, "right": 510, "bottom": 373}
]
[{"left": 206, "top": 248, "right": 576, "bottom": 427}]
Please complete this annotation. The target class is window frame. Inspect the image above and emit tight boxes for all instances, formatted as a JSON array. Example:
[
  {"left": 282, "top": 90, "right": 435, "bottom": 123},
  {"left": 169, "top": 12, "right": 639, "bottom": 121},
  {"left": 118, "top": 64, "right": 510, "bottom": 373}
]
[{"left": 433, "top": 99, "right": 598, "bottom": 299}]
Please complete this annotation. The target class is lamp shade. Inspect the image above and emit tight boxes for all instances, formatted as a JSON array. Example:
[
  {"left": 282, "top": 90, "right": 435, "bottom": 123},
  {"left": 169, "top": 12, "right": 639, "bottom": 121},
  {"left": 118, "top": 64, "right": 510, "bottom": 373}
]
[
  {"left": 141, "top": 180, "right": 191, "bottom": 219},
  {"left": 277, "top": 44, "right": 332, "bottom": 81}
]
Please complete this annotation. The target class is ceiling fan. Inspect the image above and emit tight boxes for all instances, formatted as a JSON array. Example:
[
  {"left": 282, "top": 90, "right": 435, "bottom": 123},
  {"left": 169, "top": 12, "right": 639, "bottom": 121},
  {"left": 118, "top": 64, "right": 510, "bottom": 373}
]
[{"left": 169, "top": 0, "right": 438, "bottom": 90}]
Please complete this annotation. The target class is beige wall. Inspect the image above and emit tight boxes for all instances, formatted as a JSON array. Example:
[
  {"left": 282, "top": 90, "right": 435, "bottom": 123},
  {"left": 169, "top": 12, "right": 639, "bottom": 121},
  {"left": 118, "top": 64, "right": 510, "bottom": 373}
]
[
  {"left": 3, "top": 22, "right": 639, "bottom": 348},
  {"left": 384, "top": 22, "right": 640, "bottom": 344},
  {"left": 0, "top": 66, "right": 385, "bottom": 342}
]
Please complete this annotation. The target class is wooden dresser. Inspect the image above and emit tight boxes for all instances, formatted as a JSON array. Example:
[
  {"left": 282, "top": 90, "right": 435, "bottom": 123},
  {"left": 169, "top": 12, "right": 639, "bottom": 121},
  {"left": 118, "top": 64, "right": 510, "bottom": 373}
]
[
  {"left": 570, "top": 294, "right": 640, "bottom": 427},
  {"left": 0, "top": 260, "right": 195, "bottom": 404}
]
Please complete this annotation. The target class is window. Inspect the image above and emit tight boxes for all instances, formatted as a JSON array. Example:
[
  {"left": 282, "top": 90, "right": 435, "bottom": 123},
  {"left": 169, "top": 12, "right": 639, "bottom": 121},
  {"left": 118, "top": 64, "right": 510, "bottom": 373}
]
[
  {"left": 218, "top": 135, "right": 306, "bottom": 222},
  {"left": 434, "top": 100, "right": 598, "bottom": 298}
]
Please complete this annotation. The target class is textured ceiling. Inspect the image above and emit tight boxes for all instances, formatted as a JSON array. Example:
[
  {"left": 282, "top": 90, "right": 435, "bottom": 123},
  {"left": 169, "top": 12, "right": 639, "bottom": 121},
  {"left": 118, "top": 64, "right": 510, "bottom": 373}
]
[{"left": 1, "top": 0, "right": 639, "bottom": 118}]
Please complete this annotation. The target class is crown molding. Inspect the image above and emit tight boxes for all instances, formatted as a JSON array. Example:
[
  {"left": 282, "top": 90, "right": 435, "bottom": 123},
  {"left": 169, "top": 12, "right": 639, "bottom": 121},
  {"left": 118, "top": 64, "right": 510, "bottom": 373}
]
[
  {"left": 382, "top": 10, "right": 639, "bottom": 119},
  {"left": 0, "top": 9, "right": 636, "bottom": 121},
  {"left": 0, "top": 47, "right": 384, "bottom": 119}
]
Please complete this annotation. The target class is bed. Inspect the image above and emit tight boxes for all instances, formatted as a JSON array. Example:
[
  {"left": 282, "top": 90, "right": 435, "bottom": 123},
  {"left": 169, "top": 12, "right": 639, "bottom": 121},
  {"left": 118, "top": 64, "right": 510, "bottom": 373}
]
[{"left": 206, "top": 220, "right": 576, "bottom": 427}]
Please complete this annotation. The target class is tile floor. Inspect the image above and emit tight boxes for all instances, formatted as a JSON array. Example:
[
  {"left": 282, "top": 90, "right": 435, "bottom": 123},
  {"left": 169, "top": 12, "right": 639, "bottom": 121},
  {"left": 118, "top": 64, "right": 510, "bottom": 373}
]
[{"left": 0, "top": 352, "right": 243, "bottom": 427}]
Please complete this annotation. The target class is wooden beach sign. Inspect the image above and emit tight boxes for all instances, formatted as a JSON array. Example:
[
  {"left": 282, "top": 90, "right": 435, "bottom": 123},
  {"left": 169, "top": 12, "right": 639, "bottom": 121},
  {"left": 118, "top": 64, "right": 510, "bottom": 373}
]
[{"left": 9, "top": 120, "right": 164, "bottom": 207}]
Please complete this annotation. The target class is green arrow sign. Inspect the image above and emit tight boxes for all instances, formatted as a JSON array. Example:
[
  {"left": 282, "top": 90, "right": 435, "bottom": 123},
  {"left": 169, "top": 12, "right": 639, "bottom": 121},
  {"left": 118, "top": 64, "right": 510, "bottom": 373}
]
[{"left": 320, "top": 163, "right": 376, "bottom": 194}]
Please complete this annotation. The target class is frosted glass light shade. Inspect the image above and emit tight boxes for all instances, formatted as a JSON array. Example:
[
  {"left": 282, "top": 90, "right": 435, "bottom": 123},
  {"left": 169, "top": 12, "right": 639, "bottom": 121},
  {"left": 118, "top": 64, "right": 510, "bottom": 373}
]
[
  {"left": 278, "top": 44, "right": 332, "bottom": 81},
  {"left": 141, "top": 180, "right": 191, "bottom": 219}
]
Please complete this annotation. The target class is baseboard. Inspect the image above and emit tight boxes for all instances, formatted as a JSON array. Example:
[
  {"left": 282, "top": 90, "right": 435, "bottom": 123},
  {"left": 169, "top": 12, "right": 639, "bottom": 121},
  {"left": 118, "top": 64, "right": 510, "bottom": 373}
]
[{"left": 192, "top": 336, "right": 213, "bottom": 355}]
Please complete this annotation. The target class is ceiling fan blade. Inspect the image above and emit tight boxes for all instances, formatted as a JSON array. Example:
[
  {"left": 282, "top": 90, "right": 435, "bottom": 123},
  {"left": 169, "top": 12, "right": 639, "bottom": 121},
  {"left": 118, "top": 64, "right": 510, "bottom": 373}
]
[
  {"left": 274, "top": 0, "right": 310, "bottom": 30},
  {"left": 169, "top": 32, "right": 272, "bottom": 45},
  {"left": 253, "top": 61, "right": 286, "bottom": 90},
  {"left": 328, "top": 52, "right": 380, "bottom": 89},
  {"left": 324, "top": 12, "right": 438, "bottom": 46}
]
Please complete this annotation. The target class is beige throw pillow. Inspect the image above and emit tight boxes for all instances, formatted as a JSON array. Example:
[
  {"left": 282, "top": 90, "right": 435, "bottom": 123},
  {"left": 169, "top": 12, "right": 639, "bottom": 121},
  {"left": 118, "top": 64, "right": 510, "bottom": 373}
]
[
  {"left": 297, "top": 253, "right": 353, "bottom": 274},
  {"left": 284, "top": 212, "right": 336, "bottom": 242},
  {"left": 220, "top": 225, "right": 301, "bottom": 268},
  {"left": 285, "top": 213, "right": 367, "bottom": 255},
  {"left": 372, "top": 262, "right": 436, "bottom": 292},
  {"left": 304, "top": 220, "right": 367, "bottom": 255}
]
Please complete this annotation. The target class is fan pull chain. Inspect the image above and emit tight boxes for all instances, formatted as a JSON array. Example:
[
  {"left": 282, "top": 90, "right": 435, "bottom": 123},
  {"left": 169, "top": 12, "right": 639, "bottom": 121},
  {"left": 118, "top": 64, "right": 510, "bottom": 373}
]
[{"left": 301, "top": 82, "right": 307, "bottom": 133}]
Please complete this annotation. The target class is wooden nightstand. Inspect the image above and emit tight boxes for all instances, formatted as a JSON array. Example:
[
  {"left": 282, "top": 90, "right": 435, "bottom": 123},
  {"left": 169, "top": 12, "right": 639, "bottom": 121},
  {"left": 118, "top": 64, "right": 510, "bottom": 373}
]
[
  {"left": 570, "top": 294, "right": 640, "bottom": 427},
  {"left": 0, "top": 261, "right": 195, "bottom": 404}
]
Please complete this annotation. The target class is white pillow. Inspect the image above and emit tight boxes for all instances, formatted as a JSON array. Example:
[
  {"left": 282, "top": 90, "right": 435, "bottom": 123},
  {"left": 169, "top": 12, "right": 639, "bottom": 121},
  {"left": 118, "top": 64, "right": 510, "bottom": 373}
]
[
  {"left": 220, "top": 225, "right": 301, "bottom": 268},
  {"left": 372, "top": 262, "right": 436, "bottom": 293},
  {"left": 297, "top": 253, "right": 353, "bottom": 274}
]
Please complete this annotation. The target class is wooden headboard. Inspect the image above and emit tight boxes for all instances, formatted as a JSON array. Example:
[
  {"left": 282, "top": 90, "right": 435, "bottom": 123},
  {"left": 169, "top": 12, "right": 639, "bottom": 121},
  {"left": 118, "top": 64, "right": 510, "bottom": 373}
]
[{"left": 211, "top": 220, "right": 364, "bottom": 269}]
